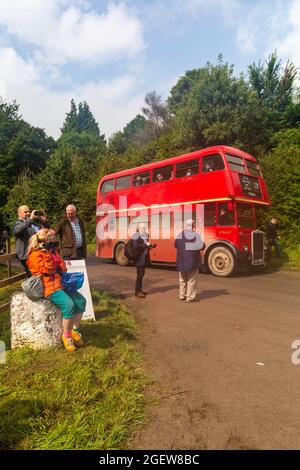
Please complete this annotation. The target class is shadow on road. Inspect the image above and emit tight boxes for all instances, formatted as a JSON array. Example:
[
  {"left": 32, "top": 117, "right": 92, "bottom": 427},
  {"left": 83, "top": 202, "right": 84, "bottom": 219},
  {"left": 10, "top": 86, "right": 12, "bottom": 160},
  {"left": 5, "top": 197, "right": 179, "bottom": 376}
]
[{"left": 197, "top": 289, "right": 230, "bottom": 301}]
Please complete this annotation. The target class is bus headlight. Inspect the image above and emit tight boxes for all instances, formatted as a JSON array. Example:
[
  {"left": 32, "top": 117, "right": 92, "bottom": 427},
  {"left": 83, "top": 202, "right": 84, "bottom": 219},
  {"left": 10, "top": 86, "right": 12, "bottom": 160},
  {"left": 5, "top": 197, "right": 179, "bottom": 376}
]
[{"left": 243, "top": 245, "right": 249, "bottom": 252}]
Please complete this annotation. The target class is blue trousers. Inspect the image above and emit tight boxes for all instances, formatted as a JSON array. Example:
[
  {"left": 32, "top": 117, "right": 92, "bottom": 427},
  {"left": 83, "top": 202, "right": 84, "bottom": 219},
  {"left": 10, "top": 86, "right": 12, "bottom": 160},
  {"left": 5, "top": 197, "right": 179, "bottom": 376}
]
[{"left": 49, "top": 289, "right": 86, "bottom": 319}]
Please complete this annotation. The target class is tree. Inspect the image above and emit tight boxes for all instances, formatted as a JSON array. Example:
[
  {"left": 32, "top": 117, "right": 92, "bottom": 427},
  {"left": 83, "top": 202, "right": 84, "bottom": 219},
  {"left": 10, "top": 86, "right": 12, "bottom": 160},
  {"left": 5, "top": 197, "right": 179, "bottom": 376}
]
[
  {"left": 61, "top": 99, "right": 106, "bottom": 143},
  {"left": 142, "top": 91, "right": 170, "bottom": 137},
  {"left": 169, "top": 59, "right": 266, "bottom": 154},
  {"left": 108, "top": 114, "right": 147, "bottom": 155},
  {"left": 0, "top": 99, "right": 55, "bottom": 221},
  {"left": 248, "top": 52, "right": 298, "bottom": 132},
  {"left": 260, "top": 126, "right": 300, "bottom": 245},
  {"left": 249, "top": 52, "right": 297, "bottom": 111}
]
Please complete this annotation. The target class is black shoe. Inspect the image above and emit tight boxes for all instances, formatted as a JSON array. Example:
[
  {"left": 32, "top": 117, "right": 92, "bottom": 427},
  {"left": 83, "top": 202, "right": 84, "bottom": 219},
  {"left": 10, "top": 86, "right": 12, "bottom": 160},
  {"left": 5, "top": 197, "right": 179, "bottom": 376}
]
[{"left": 135, "top": 291, "right": 145, "bottom": 298}]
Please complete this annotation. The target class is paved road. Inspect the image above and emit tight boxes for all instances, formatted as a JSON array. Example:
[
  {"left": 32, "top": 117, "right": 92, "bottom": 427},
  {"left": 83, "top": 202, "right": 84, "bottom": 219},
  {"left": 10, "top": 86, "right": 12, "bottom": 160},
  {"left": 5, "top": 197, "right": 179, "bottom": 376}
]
[{"left": 87, "top": 259, "right": 300, "bottom": 450}]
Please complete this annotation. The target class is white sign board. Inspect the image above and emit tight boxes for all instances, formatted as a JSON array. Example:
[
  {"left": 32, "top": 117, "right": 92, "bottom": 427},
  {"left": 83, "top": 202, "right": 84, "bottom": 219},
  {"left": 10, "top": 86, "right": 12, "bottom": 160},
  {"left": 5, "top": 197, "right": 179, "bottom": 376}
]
[{"left": 65, "top": 259, "right": 95, "bottom": 321}]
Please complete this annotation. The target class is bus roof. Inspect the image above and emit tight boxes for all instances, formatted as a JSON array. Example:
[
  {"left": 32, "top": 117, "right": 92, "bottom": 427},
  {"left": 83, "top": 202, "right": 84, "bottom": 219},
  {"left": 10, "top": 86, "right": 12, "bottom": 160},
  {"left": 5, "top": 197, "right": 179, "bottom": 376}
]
[{"left": 100, "top": 145, "right": 257, "bottom": 182}]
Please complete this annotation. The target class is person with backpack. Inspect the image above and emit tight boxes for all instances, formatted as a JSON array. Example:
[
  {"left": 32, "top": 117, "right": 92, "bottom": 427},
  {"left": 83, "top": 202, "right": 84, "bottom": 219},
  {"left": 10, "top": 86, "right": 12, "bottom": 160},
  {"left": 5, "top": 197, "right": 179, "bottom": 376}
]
[
  {"left": 131, "top": 223, "right": 152, "bottom": 298},
  {"left": 27, "top": 228, "right": 86, "bottom": 352},
  {"left": 174, "top": 219, "right": 204, "bottom": 302}
]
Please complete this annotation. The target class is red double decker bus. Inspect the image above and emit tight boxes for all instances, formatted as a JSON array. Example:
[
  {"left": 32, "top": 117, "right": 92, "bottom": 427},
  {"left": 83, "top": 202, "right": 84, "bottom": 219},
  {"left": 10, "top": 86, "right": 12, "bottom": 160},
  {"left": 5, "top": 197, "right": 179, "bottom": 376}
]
[{"left": 96, "top": 145, "right": 271, "bottom": 276}]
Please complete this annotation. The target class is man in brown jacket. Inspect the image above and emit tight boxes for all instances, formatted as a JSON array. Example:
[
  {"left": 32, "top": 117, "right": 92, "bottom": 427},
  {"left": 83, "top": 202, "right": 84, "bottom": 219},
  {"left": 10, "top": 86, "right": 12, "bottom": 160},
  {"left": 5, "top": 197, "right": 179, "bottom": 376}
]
[{"left": 55, "top": 204, "right": 87, "bottom": 259}]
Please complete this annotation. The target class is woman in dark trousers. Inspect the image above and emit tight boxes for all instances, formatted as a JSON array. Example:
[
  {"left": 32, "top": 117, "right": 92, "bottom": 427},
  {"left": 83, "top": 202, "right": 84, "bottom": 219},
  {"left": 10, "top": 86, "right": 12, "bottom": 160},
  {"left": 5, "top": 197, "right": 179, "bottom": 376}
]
[{"left": 132, "top": 223, "right": 151, "bottom": 298}]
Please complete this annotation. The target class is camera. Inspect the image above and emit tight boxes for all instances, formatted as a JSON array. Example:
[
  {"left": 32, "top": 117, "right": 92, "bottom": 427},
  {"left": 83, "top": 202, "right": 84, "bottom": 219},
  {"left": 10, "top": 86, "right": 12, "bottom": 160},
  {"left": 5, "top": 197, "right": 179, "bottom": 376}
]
[
  {"left": 149, "top": 243, "right": 157, "bottom": 248},
  {"left": 34, "top": 210, "right": 44, "bottom": 217}
]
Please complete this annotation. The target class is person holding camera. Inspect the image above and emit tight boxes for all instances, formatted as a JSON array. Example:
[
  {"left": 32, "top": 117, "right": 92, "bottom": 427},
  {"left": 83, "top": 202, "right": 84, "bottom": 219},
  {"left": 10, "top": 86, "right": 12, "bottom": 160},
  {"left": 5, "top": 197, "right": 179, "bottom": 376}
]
[
  {"left": 132, "top": 223, "right": 155, "bottom": 298},
  {"left": 13, "top": 205, "right": 49, "bottom": 277}
]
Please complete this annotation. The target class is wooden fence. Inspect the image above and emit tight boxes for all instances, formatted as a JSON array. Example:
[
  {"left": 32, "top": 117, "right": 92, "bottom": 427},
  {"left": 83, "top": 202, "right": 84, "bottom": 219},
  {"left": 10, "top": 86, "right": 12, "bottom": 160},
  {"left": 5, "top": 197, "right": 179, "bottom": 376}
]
[{"left": 0, "top": 238, "right": 26, "bottom": 313}]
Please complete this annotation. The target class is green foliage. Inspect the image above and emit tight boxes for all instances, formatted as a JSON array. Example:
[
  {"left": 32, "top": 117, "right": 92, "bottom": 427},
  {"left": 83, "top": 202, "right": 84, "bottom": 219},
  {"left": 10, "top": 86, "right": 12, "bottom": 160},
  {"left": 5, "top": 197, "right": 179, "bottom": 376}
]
[
  {"left": 0, "top": 99, "right": 54, "bottom": 225},
  {"left": 0, "top": 289, "right": 148, "bottom": 450},
  {"left": 108, "top": 114, "right": 148, "bottom": 156},
  {"left": 260, "top": 126, "right": 300, "bottom": 246},
  {"left": 61, "top": 99, "right": 106, "bottom": 142},
  {"left": 170, "top": 59, "right": 267, "bottom": 154},
  {"left": 2, "top": 53, "right": 300, "bottom": 251},
  {"left": 248, "top": 52, "right": 298, "bottom": 133}
]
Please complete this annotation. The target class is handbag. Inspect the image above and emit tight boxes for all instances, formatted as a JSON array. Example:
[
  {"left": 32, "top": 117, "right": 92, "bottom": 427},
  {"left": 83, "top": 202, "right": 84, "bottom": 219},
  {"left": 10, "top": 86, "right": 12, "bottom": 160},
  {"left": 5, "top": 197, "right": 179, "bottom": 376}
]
[
  {"left": 61, "top": 272, "right": 84, "bottom": 292},
  {"left": 22, "top": 275, "right": 44, "bottom": 301}
]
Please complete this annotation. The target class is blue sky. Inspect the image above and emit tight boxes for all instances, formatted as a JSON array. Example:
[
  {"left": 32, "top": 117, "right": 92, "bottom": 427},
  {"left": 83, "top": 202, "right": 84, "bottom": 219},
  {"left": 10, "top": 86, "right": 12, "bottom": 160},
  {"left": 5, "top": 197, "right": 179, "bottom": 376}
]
[{"left": 0, "top": 0, "right": 299, "bottom": 139}]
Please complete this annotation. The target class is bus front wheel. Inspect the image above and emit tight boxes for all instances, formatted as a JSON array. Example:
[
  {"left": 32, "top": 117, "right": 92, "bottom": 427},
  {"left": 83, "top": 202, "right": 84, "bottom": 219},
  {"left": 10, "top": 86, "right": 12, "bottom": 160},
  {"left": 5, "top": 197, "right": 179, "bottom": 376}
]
[
  {"left": 207, "top": 246, "right": 235, "bottom": 277},
  {"left": 115, "top": 243, "right": 129, "bottom": 266}
]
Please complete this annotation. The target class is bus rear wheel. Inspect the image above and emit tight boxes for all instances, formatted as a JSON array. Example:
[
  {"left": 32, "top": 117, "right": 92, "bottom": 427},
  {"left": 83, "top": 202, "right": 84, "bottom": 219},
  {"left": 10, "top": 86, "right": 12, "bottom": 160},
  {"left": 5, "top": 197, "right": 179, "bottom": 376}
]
[
  {"left": 207, "top": 246, "right": 235, "bottom": 277},
  {"left": 115, "top": 243, "right": 129, "bottom": 266}
]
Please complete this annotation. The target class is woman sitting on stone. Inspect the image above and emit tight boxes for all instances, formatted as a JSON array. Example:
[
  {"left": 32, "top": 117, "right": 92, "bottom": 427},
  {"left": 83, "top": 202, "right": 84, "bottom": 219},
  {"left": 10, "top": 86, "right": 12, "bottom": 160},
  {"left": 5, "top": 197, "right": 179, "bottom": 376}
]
[{"left": 27, "top": 228, "right": 86, "bottom": 352}]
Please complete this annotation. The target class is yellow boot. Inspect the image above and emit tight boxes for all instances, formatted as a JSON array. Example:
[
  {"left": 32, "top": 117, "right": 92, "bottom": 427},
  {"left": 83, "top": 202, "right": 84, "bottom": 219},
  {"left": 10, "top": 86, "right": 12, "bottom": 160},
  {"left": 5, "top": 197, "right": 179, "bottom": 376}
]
[
  {"left": 62, "top": 334, "right": 76, "bottom": 352},
  {"left": 71, "top": 329, "right": 84, "bottom": 348}
]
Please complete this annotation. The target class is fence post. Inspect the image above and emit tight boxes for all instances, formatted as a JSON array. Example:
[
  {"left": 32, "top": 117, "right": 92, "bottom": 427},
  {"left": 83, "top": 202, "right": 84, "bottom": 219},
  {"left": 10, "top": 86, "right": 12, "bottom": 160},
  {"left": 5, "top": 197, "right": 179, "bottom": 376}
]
[{"left": 6, "top": 236, "right": 12, "bottom": 278}]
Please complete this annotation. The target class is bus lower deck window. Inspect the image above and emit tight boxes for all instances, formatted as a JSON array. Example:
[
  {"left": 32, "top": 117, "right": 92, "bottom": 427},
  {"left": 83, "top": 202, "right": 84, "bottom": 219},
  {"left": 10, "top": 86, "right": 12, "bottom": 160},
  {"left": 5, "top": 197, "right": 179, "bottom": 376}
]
[{"left": 218, "top": 202, "right": 235, "bottom": 226}]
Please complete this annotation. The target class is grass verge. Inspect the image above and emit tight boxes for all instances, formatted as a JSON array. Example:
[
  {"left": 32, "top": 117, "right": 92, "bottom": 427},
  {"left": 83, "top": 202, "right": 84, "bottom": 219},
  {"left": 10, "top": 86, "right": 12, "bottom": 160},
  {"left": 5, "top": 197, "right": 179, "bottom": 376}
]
[{"left": 0, "top": 288, "right": 148, "bottom": 450}]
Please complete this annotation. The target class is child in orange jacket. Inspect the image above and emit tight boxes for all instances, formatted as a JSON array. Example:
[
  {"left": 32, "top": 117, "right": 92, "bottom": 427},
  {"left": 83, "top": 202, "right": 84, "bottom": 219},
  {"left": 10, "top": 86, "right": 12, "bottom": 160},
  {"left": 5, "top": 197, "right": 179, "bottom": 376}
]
[{"left": 27, "top": 228, "right": 86, "bottom": 352}]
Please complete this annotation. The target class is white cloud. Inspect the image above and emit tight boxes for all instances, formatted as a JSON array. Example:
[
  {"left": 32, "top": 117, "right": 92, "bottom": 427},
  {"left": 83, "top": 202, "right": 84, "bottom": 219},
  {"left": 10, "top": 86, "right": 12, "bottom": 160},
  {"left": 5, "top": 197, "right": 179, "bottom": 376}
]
[
  {"left": 0, "top": 0, "right": 144, "bottom": 64},
  {"left": 0, "top": 1, "right": 146, "bottom": 137},
  {"left": 231, "top": 0, "right": 300, "bottom": 64},
  {"left": 275, "top": 0, "right": 300, "bottom": 65},
  {"left": 0, "top": 46, "right": 144, "bottom": 138}
]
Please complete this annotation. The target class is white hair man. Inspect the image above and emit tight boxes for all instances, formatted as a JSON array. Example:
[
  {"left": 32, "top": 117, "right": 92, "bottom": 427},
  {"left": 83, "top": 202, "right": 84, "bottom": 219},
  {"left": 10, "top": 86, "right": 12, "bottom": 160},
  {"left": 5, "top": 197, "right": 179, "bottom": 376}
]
[
  {"left": 55, "top": 204, "right": 86, "bottom": 260},
  {"left": 174, "top": 219, "right": 204, "bottom": 302}
]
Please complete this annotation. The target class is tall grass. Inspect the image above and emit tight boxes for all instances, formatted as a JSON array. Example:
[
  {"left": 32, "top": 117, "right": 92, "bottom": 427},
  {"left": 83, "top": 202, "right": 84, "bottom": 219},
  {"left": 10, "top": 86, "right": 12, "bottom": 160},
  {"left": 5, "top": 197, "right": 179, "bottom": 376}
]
[{"left": 0, "top": 289, "right": 148, "bottom": 450}]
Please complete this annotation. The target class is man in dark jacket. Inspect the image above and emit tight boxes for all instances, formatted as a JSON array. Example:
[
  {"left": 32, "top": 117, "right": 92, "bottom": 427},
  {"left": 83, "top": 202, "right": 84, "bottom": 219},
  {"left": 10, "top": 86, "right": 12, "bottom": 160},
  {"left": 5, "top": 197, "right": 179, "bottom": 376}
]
[
  {"left": 175, "top": 219, "right": 204, "bottom": 302},
  {"left": 266, "top": 218, "right": 281, "bottom": 258},
  {"left": 13, "top": 205, "right": 49, "bottom": 277},
  {"left": 132, "top": 223, "right": 151, "bottom": 298},
  {"left": 55, "top": 204, "right": 87, "bottom": 260}
]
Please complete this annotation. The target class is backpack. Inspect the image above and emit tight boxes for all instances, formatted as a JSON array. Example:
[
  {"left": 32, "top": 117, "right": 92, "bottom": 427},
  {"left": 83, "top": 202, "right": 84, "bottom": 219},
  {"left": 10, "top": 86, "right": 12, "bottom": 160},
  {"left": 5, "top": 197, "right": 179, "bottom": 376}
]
[
  {"left": 61, "top": 272, "right": 84, "bottom": 292},
  {"left": 22, "top": 275, "right": 44, "bottom": 301},
  {"left": 124, "top": 239, "right": 138, "bottom": 261}
]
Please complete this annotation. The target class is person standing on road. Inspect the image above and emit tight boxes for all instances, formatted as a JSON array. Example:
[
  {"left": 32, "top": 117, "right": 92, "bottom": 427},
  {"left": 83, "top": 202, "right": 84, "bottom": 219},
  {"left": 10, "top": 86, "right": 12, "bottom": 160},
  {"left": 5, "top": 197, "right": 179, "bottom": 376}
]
[
  {"left": 55, "top": 204, "right": 87, "bottom": 260},
  {"left": 266, "top": 217, "right": 282, "bottom": 258},
  {"left": 13, "top": 205, "right": 49, "bottom": 277},
  {"left": 175, "top": 219, "right": 204, "bottom": 302},
  {"left": 132, "top": 223, "right": 151, "bottom": 298}
]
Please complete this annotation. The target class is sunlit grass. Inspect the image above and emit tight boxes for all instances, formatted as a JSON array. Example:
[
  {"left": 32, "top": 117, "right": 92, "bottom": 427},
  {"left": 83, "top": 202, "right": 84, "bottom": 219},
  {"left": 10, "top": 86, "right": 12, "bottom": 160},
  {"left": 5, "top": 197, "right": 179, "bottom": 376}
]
[{"left": 0, "top": 289, "right": 148, "bottom": 450}]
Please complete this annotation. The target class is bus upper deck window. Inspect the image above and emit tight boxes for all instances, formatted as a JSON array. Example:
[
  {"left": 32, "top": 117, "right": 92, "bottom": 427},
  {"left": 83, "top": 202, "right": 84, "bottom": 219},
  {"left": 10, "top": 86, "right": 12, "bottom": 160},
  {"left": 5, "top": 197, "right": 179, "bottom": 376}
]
[
  {"left": 225, "top": 154, "right": 246, "bottom": 173},
  {"left": 246, "top": 160, "right": 261, "bottom": 176},
  {"left": 202, "top": 154, "right": 225, "bottom": 172},
  {"left": 100, "top": 179, "right": 115, "bottom": 193},
  {"left": 153, "top": 165, "right": 173, "bottom": 182},
  {"left": 133, "top": 171, "right": 150, "bottom": 186},
  {"left": 116, "top": 175, "right": 131, "bottom": 190},
  {"left": 176, "top": 159, "right": 199, "bottom": 178}
]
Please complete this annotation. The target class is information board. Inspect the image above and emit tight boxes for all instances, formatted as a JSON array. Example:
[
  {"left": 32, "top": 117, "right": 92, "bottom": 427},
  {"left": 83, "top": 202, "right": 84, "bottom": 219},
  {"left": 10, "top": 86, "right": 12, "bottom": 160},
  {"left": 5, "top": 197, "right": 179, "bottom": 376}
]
[{"left": 65, "top": 259, "right": 95, "bottom": 321}]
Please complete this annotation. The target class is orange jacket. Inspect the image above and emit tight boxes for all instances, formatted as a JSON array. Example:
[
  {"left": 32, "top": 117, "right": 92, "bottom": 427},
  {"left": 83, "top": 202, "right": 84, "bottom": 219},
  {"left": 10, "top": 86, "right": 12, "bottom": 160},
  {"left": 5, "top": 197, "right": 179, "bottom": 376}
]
[{"left": 27, "top": 249, "right": 67, "bottom": 297}]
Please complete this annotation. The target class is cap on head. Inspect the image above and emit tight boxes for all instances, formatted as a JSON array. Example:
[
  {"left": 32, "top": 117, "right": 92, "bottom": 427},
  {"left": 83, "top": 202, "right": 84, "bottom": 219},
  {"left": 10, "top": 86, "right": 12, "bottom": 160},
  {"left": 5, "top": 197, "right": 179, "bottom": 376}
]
[
  {"left": 137, "top": 223, "right": 146, "bottom": 232},
  {"left": 185, "top": 219, "right": 194, "bottom": 230}
]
